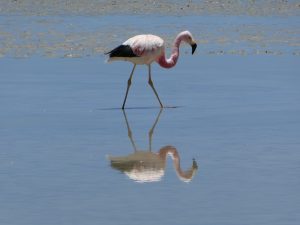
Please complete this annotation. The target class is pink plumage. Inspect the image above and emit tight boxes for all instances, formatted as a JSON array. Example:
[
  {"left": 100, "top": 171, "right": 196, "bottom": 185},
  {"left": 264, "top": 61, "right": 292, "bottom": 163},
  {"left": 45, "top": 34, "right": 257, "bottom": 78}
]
[{"left": 105, "top": 30, "right": 197, "bottom": 109}]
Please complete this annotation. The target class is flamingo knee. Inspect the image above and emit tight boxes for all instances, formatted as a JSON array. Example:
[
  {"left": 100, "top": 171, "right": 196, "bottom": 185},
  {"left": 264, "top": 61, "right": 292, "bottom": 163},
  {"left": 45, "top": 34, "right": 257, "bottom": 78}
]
[
  {"left": 127, "top": 78, "right": 132, "bottom": 86},
  {"left": 148, "top": 78, "right": 153, "bottom": 87}
]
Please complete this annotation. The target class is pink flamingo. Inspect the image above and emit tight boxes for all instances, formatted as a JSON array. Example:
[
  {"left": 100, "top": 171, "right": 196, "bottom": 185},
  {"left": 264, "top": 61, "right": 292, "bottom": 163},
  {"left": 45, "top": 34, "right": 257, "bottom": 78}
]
[{"left": 105, "top": 30, "right": 197, "bottom": 109}]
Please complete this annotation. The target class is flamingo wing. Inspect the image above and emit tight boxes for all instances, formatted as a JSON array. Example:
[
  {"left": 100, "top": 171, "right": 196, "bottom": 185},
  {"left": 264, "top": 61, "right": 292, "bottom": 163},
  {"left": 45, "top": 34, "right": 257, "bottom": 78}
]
[
  {"left": 123, "top": 34, "right": 164, "bottom": 57},
  {"left": 105, "top": 34, "right": 165, "bottom": 64},
  {"left": 105, "top": 45, "right": 137, "bottom": 58}
]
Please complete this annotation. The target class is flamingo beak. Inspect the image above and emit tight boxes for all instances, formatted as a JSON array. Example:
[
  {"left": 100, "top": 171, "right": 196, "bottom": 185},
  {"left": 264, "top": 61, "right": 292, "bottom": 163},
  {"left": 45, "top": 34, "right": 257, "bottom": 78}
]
[{"left": 191, "top": 43, "right": 197, "bottom": 55}]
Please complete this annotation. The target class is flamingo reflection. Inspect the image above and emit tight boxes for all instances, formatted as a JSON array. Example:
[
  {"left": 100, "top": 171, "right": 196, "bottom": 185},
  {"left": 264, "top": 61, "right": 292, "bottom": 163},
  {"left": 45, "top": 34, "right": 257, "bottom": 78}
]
[{"left": 108, "top": 109, "right": 198, "bottom": 183}]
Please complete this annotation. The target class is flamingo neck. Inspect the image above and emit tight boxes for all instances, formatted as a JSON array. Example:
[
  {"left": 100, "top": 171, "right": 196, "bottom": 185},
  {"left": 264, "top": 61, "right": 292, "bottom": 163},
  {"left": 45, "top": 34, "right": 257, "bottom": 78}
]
[
  {"left": 158, "top": 145, "right": 197, "bottom": 182},
  {"left": 157, "top": 34, "right": 183, "bottom": 69}
]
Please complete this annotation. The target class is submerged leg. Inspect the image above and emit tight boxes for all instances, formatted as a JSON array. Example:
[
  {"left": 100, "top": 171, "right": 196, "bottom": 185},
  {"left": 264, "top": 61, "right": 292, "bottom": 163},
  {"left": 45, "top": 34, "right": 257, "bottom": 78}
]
[
  {"left": 148, "top": 108, "right": 163, "bottom": 151},
  {"left": 122, "top": 64, "right": 136, "bottom": 109},
  {"left": 148, "top": 65, "right": 163, "bottom": 108},
  {"left": 122, "top": 109, "right": 137, "bottom": 151}
]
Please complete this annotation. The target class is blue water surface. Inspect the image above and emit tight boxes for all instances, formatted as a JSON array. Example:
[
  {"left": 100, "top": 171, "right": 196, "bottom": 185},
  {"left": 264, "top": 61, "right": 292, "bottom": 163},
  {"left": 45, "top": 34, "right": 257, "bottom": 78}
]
[{"left": 0, "top": 53, "right": 299, "bottom": 225}]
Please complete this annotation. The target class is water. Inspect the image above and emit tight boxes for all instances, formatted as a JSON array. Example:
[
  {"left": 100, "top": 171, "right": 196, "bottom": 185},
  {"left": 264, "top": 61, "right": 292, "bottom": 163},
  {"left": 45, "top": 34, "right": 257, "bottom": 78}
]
[
  {"left": 1, "top": 1, "right": 300, "bottom": 223},
  {"left": 1, "top": 54, "right": 299, "bottom": 224}
]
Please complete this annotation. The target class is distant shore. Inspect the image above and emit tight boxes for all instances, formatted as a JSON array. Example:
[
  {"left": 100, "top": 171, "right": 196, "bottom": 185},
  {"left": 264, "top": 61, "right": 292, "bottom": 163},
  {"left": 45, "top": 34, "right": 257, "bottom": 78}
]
[
  {"left": 1, "top": 0, "right": 300, "bottom": 16},
  {"left": 0, "top": 1, "right": 299, "bottom": 58}
]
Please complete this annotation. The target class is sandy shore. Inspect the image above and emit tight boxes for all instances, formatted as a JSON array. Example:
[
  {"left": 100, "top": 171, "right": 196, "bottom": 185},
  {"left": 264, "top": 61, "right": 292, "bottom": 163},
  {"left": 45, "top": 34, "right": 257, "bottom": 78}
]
[
  {"left": 0, "top": 15, "right": 299, "bottom": 58},
  {"left": 0, "top": 1, "right": 299, "bottom": 58},
  {"left": 1, "top": 0, "right": 300, "bottom": 16}
]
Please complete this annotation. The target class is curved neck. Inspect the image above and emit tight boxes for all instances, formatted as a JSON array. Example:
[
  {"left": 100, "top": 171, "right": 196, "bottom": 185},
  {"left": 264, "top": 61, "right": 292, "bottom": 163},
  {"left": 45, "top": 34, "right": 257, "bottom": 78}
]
[
  {"left": 158, "top": 145, "right": 198, "bottom": 182},
  {"left": 157, "top": 34, "right": 183, "bottom": 69}
]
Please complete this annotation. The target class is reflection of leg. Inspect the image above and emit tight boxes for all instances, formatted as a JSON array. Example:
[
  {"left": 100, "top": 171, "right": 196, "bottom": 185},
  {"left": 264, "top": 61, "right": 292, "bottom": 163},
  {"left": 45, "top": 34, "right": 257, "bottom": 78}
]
[
  {"left": 148, "top": 65, "right": 163, "bottom": 108},
  {"left": 148, "top": 108, "right": 163, "bottom": 151},
  {"left": 122, "top": 109, "right": 137, "bottom": 151},
  {"left": 122, "top": 64, "right": 136, "bottom": 109}
]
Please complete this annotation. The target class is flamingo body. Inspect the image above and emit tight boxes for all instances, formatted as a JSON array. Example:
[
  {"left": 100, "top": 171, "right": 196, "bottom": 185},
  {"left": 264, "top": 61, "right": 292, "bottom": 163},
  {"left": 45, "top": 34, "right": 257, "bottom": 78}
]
[
  {"left": 108, "top": 109, "right": 198, "bottom": 183},
  {"left": 107, "top": 34, "right": 164, "bottom": 65},
  {"left": 105, "top": 31, "right": 197, "bottom": 109},
  {"left": 109, "top": 146, "right": 198, "bottom": 183}
]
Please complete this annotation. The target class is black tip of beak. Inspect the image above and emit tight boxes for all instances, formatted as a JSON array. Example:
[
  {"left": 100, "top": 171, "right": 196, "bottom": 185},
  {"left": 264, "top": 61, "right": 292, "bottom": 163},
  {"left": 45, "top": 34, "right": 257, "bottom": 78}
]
[{"left": 191, "top": 43, "right": 197, "bottom": 55}]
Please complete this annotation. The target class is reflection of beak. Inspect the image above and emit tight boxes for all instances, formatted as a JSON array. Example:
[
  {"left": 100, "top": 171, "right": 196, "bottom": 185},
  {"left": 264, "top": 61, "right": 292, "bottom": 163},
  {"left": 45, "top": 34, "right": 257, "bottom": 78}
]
[
  {"left": 191, "top": 43, "right": 197, "bottom": 55},
  {"left": 192, "top": 158, "right": 198, "bottom": 169}
]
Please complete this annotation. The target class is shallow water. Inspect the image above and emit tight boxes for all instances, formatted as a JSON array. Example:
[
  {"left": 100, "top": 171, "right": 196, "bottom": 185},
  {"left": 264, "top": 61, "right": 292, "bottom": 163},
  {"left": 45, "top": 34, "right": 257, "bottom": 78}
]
[
  {"left": 0, "top": 54, "right": 299, "bottom": 224},
  {"left": 1, "top": 2, "right": 300, "bottom": 223}
]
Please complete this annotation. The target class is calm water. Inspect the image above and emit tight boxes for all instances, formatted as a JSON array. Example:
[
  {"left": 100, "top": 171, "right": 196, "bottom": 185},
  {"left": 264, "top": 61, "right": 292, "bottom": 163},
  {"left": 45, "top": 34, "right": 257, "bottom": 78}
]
[
  {"left": 0, "top": 54, "right": 299, "bottom": 224},
  {"left": 1, "top": 4, "right": 300, "bottom": 224}
]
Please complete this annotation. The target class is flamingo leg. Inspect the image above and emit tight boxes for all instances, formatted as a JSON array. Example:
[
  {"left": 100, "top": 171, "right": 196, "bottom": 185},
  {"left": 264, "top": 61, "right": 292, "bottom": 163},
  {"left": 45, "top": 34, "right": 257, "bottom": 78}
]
[
  {"left": 148, "top": 65, "right": 163, "bottom": 108},
  {"left": 122, "top": 109, "right": 138, "bottom": 151},
  {"left": 148, "top": 108, "right": 163, "bottom": 151},
  {"left": 122, "top": 64, "right": 136, "bottom": 109}
]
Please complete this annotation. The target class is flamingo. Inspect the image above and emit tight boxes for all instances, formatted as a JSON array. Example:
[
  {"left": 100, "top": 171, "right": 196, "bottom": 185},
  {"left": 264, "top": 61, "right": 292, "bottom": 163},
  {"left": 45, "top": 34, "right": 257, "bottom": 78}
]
[
  {"left": 107, "top": 109, "right": 198, "bottom": 183},
  {"left": 109, "top": 145, "right": 198, "bottom": 183},
  {"left": 105, "top": 30, "right": 197, "bottom": 109}
]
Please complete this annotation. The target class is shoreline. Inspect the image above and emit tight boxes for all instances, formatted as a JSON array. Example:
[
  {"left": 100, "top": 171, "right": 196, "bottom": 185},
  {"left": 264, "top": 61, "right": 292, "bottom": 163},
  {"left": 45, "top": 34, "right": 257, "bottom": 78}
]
[{"left": 0, "top": 14, "right": 299, "bottom": 58}]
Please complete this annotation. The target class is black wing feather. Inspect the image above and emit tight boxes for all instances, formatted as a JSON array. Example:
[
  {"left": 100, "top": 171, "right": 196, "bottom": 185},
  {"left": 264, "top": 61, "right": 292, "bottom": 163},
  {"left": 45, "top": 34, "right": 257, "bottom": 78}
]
[{"left": 105, "top": 45, "right": 138, "bottom": 58}]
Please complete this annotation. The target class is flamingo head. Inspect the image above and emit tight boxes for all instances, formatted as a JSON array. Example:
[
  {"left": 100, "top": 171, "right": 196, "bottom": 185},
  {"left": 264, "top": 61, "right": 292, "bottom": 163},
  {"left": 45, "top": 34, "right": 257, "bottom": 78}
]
[{"left": 180, "top": 31, "right": 197, "bottom": 55}]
